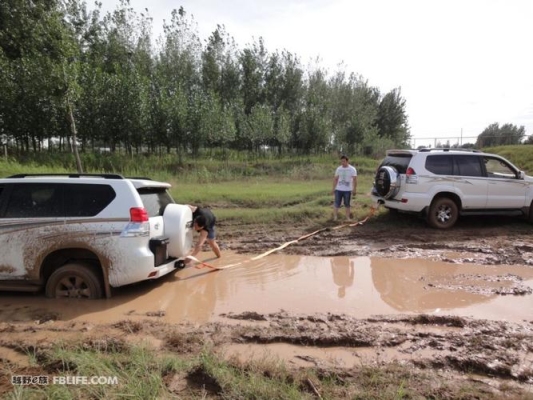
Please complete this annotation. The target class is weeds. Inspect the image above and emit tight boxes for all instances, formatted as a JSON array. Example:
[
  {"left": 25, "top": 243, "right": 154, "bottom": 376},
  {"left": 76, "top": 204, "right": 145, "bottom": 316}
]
[{"left": 4, "top": 336, "right": 528, "bottom": 399}]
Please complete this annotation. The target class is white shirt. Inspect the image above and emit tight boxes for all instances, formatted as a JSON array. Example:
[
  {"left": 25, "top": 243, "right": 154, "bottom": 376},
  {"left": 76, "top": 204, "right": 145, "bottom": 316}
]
[{"left": 335, "top": 165, "right": 357, "bottom": 191}]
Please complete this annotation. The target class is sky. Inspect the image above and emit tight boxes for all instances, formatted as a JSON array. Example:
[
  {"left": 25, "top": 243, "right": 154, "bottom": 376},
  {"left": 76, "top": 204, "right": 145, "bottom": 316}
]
[{"left": 103, "top": 0, "right": 533, "bottom": 147}]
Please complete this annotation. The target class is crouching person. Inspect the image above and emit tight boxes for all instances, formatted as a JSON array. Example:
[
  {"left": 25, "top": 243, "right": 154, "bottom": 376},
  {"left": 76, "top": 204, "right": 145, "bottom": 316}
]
[{"left": 186, "top": 205, "right": 221, "bottom": 264}]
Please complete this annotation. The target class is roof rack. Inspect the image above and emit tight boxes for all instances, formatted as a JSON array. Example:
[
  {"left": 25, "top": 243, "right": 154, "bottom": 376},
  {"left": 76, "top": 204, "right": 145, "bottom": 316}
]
[
  {"left": 418, "top": 148, "right": 482, "bottom": 153},
  {"left": 7, "top": 173, "right": 125, "bottom": 179},
  {"left": 126, "top": 176, "right": 152, "bottom": 180}
]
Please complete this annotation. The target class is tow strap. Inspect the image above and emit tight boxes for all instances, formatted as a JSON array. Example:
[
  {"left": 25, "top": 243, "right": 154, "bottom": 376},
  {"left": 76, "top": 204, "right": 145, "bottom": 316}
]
[{"left": 186, "top": 205, "right": 379, "bottom": 271}]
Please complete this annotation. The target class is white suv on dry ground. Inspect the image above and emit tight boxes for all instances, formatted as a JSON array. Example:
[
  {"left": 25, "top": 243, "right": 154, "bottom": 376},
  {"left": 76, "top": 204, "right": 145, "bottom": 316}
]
[
  {"left": 371, "top": 148, "right": 533, "bottom": 229},
  {"left": 0, "top": 173, "right": 193, "bottom": 298}
]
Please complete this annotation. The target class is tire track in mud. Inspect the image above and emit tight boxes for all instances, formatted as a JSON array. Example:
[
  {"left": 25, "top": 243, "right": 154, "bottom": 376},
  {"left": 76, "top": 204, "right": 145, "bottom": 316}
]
[
  {"left": 1, "top": 311, "right": 532, "bottom": 395},
  {"left": 226, "top": 218, "right": 533, "bottom": 266},
  {"left": 221, "top": 312, "right": 533, "bottom": 383}
]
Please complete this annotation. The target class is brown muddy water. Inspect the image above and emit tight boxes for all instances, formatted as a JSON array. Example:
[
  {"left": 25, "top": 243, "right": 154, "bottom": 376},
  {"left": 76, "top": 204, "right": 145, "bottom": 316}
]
[{"left": 0, "top": 251, "right": 532, "bottom": 324}]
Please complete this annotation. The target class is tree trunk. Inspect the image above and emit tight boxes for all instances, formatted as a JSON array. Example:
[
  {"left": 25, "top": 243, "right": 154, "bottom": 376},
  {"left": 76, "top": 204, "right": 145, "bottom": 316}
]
[{"left": 66, "top": 94, "right": 83, "bottom": 173}]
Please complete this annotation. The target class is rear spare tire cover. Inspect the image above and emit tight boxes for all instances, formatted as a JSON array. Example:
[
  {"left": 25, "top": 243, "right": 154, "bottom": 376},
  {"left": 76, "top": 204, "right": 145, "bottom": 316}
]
[
  {"left": 374, "top": 166, "right": 400, "bottom": 199},
  {"left": 163, "top": 204, "right": 193, "bottom": 258}
]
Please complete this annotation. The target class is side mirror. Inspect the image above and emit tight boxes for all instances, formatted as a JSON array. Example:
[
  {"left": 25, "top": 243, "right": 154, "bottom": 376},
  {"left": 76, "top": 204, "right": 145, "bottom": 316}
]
[{"left": 518, "top": 171, "right": 525, "bottom": 179}]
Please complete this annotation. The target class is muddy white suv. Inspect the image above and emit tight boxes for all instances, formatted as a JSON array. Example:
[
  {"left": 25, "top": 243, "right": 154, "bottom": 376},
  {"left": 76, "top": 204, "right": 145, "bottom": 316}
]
[
  {"left": 0, "top": 173, "right": 193, "bottom": 298},
  {"left": 371, "top": 148, "right": 533, "bottom": 228}
]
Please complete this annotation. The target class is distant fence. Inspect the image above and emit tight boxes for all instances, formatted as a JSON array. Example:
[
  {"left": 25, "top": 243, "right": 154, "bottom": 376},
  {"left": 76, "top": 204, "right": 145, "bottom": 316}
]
[
  {"left": 410, "top": 135, "right": 531, "bottom": 149},
  {"left": 411, "top": 136, "right": 479, "bottom": 149}
]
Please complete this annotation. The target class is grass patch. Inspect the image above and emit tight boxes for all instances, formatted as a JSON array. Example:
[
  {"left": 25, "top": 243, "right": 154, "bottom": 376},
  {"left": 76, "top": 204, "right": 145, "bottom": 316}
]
[
  {"left": 4, "top": 341, "right": 521, "bottom": 399},
  {"left": 170, "top": 176, "right": 378, "bottom": 226},
  {"left": 171, "top": 179, "right": 333, "bottom": 208},
  {"left": 0, "top": 151, "right": 377, "bottom": 183}
]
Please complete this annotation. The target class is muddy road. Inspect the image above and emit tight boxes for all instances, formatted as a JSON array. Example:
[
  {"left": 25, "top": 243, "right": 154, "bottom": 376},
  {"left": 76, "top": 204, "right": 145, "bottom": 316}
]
[
  {"left": 228, "top": 210, "right": 533, "bottom": 266},
  {"left": 1, "top": 211, "right": 533, "bottom": 397}
]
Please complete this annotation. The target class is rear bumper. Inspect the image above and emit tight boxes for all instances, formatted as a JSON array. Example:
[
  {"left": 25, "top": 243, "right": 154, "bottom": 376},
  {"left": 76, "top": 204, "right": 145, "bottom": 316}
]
[
  {"left": 146, "top": 260, "right": 178, "bottom": 280},
  {"left": 107, "top": 246, "right": 180, "bottom": 287},
  {"left": 371, "top": 193, "right": 428, "bottom": 212}
]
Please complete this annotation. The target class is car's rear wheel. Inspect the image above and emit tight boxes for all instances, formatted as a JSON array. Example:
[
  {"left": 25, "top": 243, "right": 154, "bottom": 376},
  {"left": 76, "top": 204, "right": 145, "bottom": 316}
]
[
  {"left": 374, "top": 166, "right": 400, "bottom": 199},
  {"left": 45, "top": 263, "right": 103, "bottom": 299},
  {"left": 427, "top": 197, "right": 458, "bottom": 229}
]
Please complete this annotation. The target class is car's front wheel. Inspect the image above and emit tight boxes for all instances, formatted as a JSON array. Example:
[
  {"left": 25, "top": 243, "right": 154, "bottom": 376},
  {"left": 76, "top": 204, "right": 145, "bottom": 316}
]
[
  {"left": 45, "top": 263, "right": 103, "bottom": 299},
  {"left": 427, "top": 197, "right": 458, "bottom": 229}
]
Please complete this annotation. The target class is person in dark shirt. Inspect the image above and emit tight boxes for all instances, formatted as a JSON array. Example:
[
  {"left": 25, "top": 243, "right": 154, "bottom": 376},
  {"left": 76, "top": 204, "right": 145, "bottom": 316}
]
[{"left": 187, "top": 205, "right": 221, "bottom": 261}]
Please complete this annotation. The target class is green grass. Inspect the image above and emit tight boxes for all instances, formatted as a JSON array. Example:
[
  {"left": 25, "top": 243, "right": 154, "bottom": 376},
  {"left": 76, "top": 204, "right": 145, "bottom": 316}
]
[
  {"left": 6, "top": 340, "right": 188, "bottom": 400},
  {"left": 171, "top": 179, "right": 331, "bottom": 207},
  {"left": 171, "top": 176, "right": 378, "bottom": 225},
  {"left": 4, "top": 340, "right": 518, "bottom": 399}
]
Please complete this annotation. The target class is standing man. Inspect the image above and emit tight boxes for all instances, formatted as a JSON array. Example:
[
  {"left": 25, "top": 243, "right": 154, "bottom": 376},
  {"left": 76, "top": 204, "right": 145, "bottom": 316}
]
[
  {"left": 186, "top": 205, "right": 222, "bottom": 262},
  {"left": 331, "top": 155, "right": 358, "bottom": 221}
]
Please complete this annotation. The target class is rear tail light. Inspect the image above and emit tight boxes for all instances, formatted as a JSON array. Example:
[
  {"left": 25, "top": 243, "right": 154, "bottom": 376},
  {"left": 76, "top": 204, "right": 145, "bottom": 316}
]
[
  {"left": 121, "top": 207, "right": 150, "bottom": 237},
  {"left": 130, "top": 207, "right": 148, "bottom": 222},
  {"left": 405, "top": 167, "right": 418, "bottom": 184}
]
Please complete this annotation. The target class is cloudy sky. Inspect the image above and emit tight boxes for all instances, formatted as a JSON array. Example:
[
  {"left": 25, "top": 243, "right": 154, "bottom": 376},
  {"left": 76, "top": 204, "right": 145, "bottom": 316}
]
[{"left": 104, "top": 0, "right": 533, "bottom": 146}]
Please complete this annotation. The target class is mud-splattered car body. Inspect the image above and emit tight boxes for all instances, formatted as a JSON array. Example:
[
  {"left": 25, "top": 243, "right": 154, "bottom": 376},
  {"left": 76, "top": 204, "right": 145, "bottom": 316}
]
[{"left": 0, "top": 174, "right": 193, "bottom": 298}]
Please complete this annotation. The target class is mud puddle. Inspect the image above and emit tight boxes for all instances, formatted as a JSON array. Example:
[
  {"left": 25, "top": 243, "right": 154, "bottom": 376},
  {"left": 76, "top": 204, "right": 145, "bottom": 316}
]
[
  {"left": 222, "top": 341, "right": 439, "bottom": 369},
  {"left": 0, "top": 251, "right": 532, "bottom": 324}
]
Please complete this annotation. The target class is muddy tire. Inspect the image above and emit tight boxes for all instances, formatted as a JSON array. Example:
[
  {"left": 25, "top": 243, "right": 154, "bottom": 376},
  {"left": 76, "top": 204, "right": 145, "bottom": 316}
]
[
  {"left": 164, "top": 204, "right": 193, "bottom": 258},
  {"left": 427, "top": 197, "right": 458, "bottom": 229},
  {"left": 45, "top": 263, "right": 103, "bottom": 299},
  {"left": 374, "top": 166, "right": 400, "bottom": 199}
]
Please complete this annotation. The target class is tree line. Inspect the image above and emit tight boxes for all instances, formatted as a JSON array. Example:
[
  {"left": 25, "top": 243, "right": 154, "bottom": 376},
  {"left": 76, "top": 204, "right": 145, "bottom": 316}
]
[
  {"left": 0, "top": 0, "right": 411, "bottom": 160},
  {"left": 476, "top": 123, "right": 530, "bottom": 147}
]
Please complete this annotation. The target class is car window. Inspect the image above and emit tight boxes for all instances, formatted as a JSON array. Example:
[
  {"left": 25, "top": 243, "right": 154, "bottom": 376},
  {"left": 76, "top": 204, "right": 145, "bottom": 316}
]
[
  {"left": 484, "top": 157, "right": 517, "bottom": 179},
  {"left": 63, "top": 184, "right": 116, "bottom": 217},
  {"left": 380, "top": 155, "right": 412, "bottom": 174},
  {"left": 3, "top": 183, "right": 62, "bottom": 218},
  {"left": 425, "top": 155, "right": 453, "bottom": 175},
  {"left": 454, "top": 155, "right": 483, "bottom": 177},
  {"left": 137, "top": 188, "right": 174, "bottom": 217}
]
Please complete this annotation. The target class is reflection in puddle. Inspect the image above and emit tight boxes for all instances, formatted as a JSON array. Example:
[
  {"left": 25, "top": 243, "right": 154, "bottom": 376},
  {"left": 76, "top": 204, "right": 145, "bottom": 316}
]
[{"left": 0, "top": 252, "right": 532, "bottom": 324}]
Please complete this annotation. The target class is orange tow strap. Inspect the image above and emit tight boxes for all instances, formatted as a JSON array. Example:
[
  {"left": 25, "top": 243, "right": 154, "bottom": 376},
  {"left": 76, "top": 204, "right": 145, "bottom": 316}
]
[{"left": 186, "top": 206, "right": 378, "bottom": 271}]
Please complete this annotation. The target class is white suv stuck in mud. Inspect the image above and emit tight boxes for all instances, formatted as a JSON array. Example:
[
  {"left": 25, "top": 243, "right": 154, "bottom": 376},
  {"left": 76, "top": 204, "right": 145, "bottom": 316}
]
[
  {"left": 371, "top": 148, "right": 533, "bottom": 229},
  {"left": 0, "top": 173, "right": 193, "bottom": 298}
]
